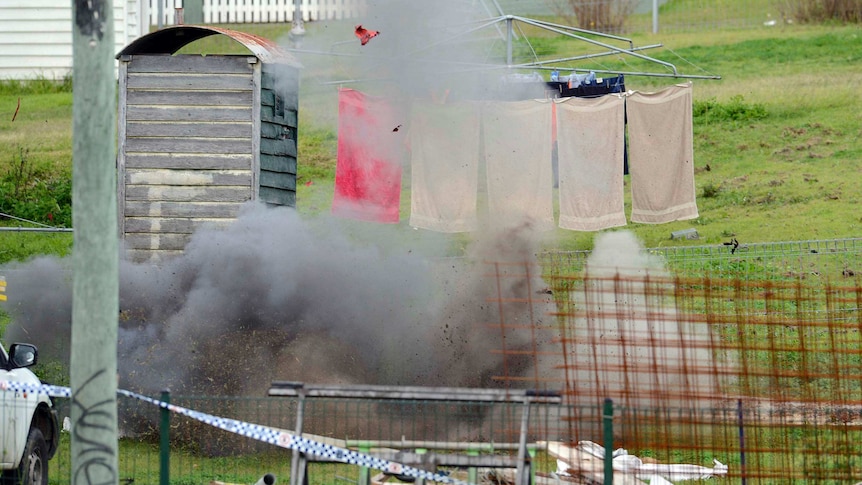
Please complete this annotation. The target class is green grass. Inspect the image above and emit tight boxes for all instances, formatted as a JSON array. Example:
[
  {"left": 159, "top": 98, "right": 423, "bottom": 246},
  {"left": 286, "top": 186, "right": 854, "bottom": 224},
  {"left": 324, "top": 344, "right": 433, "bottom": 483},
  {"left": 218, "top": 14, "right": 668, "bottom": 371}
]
[
  {"left": 2, "top": 23, "right": 861, "bottom": 258},
  {"left": 0, "top": 232, "right": 72, "bottom": 263},
  {"left": 1, "top": 85, "right": 74, "bottom": 261},
  {"left": 49, "top": 433, "right": 301, "bottom": 485},
  {"left": 405, "top": 24, "right": 860, "bottom": 250}
]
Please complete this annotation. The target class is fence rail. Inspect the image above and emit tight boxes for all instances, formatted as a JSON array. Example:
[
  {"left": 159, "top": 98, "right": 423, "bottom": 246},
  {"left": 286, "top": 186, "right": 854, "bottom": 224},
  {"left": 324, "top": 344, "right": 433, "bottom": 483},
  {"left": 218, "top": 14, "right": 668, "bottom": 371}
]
[
  {"left": 47, "top": 379, "right": 862, "bottom": 483},
  {"left": 539, "top": 237, "right": 862, "bottom": 281},
  {"left": 148, "top": 0, "right": 367, "bottom": 27},
  {"left": 48, "top": 390, "right": 571, "bottom": 485}
]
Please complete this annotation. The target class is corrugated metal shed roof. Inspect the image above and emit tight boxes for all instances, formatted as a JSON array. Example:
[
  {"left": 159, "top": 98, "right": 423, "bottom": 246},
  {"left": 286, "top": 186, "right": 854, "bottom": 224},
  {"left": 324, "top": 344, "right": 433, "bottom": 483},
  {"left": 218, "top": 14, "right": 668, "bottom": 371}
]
[{"left": 116, "top": 25, "right": 301, "bottom": 67}]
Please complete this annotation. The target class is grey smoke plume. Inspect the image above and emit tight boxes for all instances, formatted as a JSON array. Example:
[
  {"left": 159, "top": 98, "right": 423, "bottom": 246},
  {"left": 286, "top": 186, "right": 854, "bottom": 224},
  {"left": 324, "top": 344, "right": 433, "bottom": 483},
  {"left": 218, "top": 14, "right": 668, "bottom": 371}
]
[
  {"left": 349, "top": 0, "right": 507, "bottom": 98},
  {"left": 286, "top": 0, "right": 536, "bottom": 123},
  {"left": 2, "top": 204, "right": 556, "bottom": 397},
  {"left": 566, "top": 231, "right": 723, "bottom": 410}
]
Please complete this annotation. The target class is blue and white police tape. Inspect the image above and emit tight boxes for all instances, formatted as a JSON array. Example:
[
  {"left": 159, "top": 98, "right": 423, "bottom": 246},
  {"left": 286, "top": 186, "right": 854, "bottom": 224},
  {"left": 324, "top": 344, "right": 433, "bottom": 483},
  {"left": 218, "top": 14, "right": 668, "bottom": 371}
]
[
  {"left": 0, "top": 379, "right": 70, "bottom": 398},
  {"left": 1, "top": 381, "right": 466, "bottom": 485}
]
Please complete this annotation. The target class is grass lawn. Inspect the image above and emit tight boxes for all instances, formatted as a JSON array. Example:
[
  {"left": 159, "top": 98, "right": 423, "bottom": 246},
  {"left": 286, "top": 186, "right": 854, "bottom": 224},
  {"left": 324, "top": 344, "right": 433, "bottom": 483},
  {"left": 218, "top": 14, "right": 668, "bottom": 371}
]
[
  {"left": 2, "top": 21, "right": 860, "bottom": 261},
  {"left": 286, "top": 21, "right": 862, "bottom": 250}
]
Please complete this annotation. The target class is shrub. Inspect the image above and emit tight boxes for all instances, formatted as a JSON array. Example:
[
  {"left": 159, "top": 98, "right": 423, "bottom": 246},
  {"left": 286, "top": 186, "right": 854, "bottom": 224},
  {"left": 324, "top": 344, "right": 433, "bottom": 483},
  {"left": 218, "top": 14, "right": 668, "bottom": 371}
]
[
  {"left": 693, "top": 95, "right": 768, "bottom": 123},
  {"left": 0, "top": 74, "right": 73, "bottom": 95},
  {"left": 701, "top": 182, "right": 722, "bottom": 198},
  {"left": 777, "top": 0, "right": 861, "bottom": 23},
  {"left": 548, "top": 0, "right": 640, "bottom": 33},
  {"left": 0, "top": 147, "right": 73, "bottom": 227}
]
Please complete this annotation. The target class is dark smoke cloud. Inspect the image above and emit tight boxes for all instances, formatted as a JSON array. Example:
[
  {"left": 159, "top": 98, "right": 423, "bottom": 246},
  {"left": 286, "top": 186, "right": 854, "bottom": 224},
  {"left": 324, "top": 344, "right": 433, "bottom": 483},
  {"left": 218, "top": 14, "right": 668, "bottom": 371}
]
[
  {"left": 3, "top": 204, "right": 557, "bottom": 397},
  {"left": 1, "top": 0, "right": 565, "bottom": 398}
]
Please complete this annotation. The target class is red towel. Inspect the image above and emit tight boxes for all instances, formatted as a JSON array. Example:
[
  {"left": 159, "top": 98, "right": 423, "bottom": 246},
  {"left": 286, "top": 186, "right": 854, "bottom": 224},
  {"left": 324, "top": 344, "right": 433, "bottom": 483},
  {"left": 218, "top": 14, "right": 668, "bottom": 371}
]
[{"left": 332, "top": 88, "right": 404, "bottom": 223}]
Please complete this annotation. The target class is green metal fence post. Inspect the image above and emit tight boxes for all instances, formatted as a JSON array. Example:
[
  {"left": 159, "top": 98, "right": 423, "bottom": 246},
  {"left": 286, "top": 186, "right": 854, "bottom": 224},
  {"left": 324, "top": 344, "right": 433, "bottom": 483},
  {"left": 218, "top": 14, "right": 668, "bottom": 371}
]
[
  {"left": 603, "top": 398, "right": 613, "bottom": 485},
  {"left": 466, "top": 447, "right": 479, "bottom": 484},
  {"left": 160, "top": 389, "right": 171, "bottom": 485},
  {"left": 528, "top": 445, "right": 537, "bottom": 485},
  {"left": 516, "top": 396, "right": 531, "bottom": 485},
  {"left": 357, "top": 443, "right": 371, "bottom": 485}
]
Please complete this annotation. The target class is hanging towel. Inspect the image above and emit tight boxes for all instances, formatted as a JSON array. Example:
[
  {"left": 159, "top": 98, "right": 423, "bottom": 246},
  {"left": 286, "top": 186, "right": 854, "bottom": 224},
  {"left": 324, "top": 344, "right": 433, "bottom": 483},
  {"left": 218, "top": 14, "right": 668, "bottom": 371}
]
[
  {"left": 555, "top": 95, "right": 627, "bottom": 231},
  {"left": 483, "top": 99, "right": 555, "bottom": 231},
  {"left": 409, "top": 100, "right": 481, "bottom": 232},
  {"left": 332, "top": 88, "right": 405, "bottom": 223},
  {"left": 627, "top": 82, "right": 699, "bottom": 224}
]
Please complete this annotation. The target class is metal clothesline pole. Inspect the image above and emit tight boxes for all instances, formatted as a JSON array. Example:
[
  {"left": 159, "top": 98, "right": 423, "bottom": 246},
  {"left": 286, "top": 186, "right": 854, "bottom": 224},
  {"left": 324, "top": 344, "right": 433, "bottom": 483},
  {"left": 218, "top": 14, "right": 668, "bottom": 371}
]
[
  {"left": 513, "top": 15, "right": 680, "bottom": 76},
  {"left": 506, "top": 16, "right": 514, "bottom": 66},
  {"left": 317, "top": 64, "right": 721, "bottom": 87},
  {"left": 315, "top": 14, "right": 720, "bottom": 82},
  {"left": 0, "top": 212, "right": 72, "bottom": 232},
  {"left": 0, "top": 227, "right": 73, "bottom": 232}
]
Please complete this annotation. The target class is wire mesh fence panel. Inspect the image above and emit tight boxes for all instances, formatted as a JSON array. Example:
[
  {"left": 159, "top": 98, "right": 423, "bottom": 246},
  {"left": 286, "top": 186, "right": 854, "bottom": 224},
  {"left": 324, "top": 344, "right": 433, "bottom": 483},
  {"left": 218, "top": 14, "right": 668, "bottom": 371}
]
[
  {"left": 629, "top": 0, "right": 779, "bottom": 32},
  {"left": 101, "top": 393, "right": 576, "bottom": 485},
  {"left": 500, "top": 0, "right": 785, "bottom": 33},
  {"left": 44, "top": 238, "right": 862, "bottom": 484},
  {"left": 169, "top": 396, "right": 295, "bottom": 483},
  {"left": 539, "top": 237, "right": 862, "bottom": 281},
  {"left": 48, "top": 396, "right": 163, "bottom": 484}
]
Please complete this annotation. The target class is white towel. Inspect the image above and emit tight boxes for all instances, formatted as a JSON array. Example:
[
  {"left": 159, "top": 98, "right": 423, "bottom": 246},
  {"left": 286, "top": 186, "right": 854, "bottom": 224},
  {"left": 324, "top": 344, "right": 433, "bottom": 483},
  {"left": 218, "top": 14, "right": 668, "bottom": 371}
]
[
  {"left": 627, "top": 82, "right": 699, "bottom": 224},
  {"left": 555, "top": 95, "right": 627, "bottom": 231},
  {"left": 409, "top": 101, "right": 481, "bottom": 232},
  {"left": 482, "top": 99, "right": 555, "bottom": 231}
]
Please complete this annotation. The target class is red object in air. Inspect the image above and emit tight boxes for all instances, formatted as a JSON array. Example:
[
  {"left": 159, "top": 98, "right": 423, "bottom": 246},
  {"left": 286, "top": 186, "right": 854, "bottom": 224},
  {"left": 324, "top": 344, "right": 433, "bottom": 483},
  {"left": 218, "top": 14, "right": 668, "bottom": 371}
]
[
  {"left": 354, "top": 25, "right": 379, "bottom": 45},
  {"left": 332, "top": 88, "right": 403, "bottom": 224}
]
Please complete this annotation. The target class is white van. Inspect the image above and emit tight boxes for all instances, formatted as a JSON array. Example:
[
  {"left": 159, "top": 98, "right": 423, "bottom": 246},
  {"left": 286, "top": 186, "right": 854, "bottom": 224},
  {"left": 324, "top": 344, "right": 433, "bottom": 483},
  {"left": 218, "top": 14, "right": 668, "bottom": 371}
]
[{"left": 0, "top": 342, "right": 60, "bottom": 485}]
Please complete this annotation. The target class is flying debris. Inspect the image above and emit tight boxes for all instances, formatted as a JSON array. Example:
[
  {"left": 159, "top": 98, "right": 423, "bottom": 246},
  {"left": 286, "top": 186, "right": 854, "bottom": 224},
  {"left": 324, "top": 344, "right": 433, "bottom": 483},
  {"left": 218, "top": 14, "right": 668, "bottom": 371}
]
[
  {"left": 723, "top": 238, "right": 740, "bottom": 254},
  {"left": 354, "top": 25, "right": 379, "bottom": 45},
  {"left": 12, "top": 97, "right": 20, "bottom": 122}
]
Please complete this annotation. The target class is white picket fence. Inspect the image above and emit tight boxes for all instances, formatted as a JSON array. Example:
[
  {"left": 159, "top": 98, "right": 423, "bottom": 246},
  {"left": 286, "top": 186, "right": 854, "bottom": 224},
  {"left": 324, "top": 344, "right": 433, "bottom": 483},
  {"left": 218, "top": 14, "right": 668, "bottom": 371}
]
[{"left": 148, "top": 0, "right": 367, "bottom": 26}]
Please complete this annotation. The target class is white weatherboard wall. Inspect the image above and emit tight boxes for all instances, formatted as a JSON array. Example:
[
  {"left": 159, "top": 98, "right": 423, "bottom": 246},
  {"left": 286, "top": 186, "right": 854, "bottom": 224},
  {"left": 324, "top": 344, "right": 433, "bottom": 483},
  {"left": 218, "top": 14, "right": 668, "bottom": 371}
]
[{"left": 0, "top": 0, "right": 145, "bottom": 80}]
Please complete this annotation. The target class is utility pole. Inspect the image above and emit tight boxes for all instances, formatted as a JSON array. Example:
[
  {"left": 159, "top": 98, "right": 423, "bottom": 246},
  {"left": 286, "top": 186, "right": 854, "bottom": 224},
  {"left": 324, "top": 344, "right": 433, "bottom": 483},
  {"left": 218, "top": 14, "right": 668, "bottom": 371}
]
[
  {"left": 70, "top": 0, "right": 120, "bottom": 483},
  {"left": 290, "top": 0, "right": 306, "bottom": 48}
]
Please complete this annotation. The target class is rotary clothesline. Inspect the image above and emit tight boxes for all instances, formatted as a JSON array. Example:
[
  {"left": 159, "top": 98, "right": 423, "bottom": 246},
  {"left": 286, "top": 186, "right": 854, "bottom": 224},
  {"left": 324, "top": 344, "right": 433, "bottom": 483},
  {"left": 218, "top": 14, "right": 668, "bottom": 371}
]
[{"left": 332, "top": 82, "right": 697, "bottom": 232}]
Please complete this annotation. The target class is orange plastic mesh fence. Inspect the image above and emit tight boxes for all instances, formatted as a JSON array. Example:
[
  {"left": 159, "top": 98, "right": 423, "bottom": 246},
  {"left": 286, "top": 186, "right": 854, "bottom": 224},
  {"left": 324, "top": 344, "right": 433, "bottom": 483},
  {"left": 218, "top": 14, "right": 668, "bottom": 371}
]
[{"left": 484, "top": 257, "right": 862, "bottom": 483}]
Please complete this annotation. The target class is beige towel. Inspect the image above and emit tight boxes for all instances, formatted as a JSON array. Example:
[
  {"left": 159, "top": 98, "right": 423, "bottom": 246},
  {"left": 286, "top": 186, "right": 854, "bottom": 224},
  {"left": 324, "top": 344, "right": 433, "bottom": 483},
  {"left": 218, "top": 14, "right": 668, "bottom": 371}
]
[
  {"left": 482, "top": 99, "right": 555, "bottom": 231},
  {"left": 409, "top": 100, "right": 481, "bottom": 232},
  {"left": 627, "top": 82, "right": 699, "bottom": 224},
  {"left": 555, "top": 95, "right": 627, "bottom": 231}
]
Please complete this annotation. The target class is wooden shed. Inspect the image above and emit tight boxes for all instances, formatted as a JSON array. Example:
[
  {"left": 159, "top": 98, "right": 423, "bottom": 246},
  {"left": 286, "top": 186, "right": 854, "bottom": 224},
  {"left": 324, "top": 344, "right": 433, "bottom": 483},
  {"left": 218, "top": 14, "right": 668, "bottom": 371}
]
[{"left": 116, "top": 25, "right": 300, "bottom": 263}]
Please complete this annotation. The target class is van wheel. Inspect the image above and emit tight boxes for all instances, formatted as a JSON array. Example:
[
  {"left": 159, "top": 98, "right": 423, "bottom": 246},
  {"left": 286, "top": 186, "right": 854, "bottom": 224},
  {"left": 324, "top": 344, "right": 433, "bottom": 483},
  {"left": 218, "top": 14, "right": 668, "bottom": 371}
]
[{"left": 4, "top": 428, "right": 48, "bottom": 485}]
